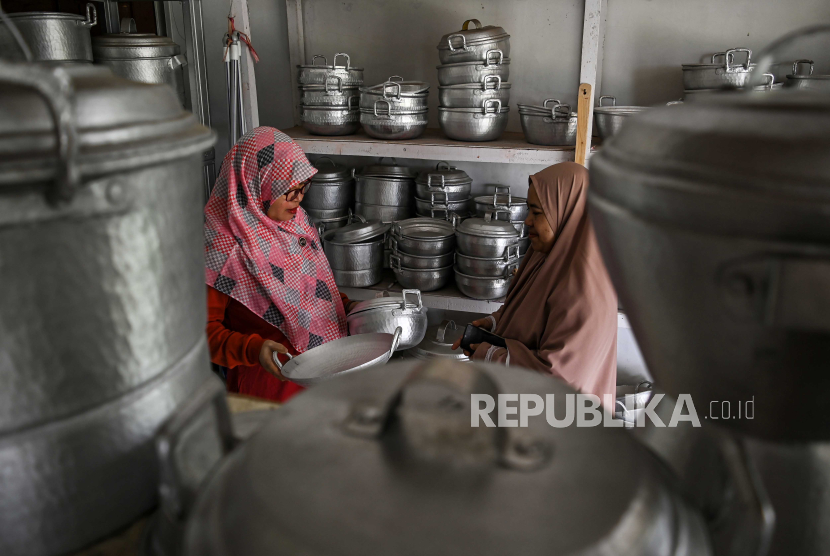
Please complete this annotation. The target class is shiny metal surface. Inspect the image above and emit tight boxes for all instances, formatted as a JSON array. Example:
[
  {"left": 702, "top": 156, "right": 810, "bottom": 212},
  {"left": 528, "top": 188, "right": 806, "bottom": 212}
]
[
  {"left": 438, "top": 77, "right": 511, "bottom": 108},
  {"left": 594, "top": 96, "right": 649, "bottom": 140},
  {"left": 274, "top": 329, "right": 401, "bottom": 386},
  {"left": 390, "top": 249, "right": 454, "bottom": 269},
  {"left": 297, "top": 53, "right": 364, "bottom": 86},
  {"left": 299, "top": 82, "right": 360, "bottom": 107},
  {"left": 305, "top": 206, "right": 351, "bottom": 220},
  {"left": 437, "top": 20, "right": 510, "bottom": 64},
  {"left": 436, "top": 55, "right": 510, "bottom": 86},
  {"left": 519, "top": 110, "right": 578, "bottom": 146},
  {"left": 300, "top": 104, "right": 360, "bottom": 136},
  {"left": 311, "top": 214, "right": 351, "bottom": 231},
  {"left": 785, "top": 60, "right": 830, "bottom": 93},
  {"left": 438, "top": 101, "right": 510, "bottom": 141},
  {"left": 360, "top": 80, "right": 430, "bottom": 111},
  {"left": 414, "top": 195, "right": 470, "bottom": 217},
  {"left": 416, "top": 179, "right": 471, "bottom": 202},
  {"left": 0, "top": 7, "right": 97, "bottom": 63},
  {"left": 682, "top": 48, "right": 754, "bottom": 90},
  {"left": 0, "top": 62, "right": 214, "bottom": 555},
  {"left": 355, "top": 201, "right": 413, "bottom": 223},
  {"left": 390, "top": 219, "right": 456, "bottom": 257},
  {"left": 322, "top": 233, "right": 384, "bottom": 271},
  {"left": 518, "top": 236, "right": 530, "bottom": 255},
  {"left": 347, "top": 290, "right": 427, "bottom": 351},
  {"left": 301, "top": 178, "right": 354, "bottom": 210},
  {"left": 454, "top": 269, "right": 512, "bottom": 299},
  {"left": 332, "top": 267, "right": 384, "bottom": 287},
  {"left": 392, "top": 263, "right": 454, "bottom": 291},
  {"left": 355, "top": 174, "right": 415, "bottom": 206},
  {"left": 405, "top": 319, "right": 469, "bottom": 361},
  {"left": 360, "top": 107, "right": 429, "bottom": 140},
  {"left": 455, "top": 246, "right": 520, "bottom": 278},
  {"left": 473, "top": 189, "right": 528, "bottom": 221}
]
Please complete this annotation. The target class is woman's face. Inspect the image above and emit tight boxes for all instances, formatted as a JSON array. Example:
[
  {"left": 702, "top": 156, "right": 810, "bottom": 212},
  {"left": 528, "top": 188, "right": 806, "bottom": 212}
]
[
  {"left": 267, "top": 181, "right": 309, "bottom": 221},
  {"left": 525, "top": 184, "right": 556, "bottom": 254}
]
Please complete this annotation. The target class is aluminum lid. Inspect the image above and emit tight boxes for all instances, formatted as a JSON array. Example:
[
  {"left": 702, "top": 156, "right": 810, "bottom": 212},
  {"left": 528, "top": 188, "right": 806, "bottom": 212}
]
[
  {"left": 415, "top": 161, "right": 472, "bottom": 185},
  {"left": 457, "top": 214, "right": 519, "bottom": 238},
  {"left": 362, "top": 80, "right": 430, "bottom": 96},
  {"left": 348, "top": 289, "right": 424, "bottom": 317},
  {"left": 311, "top": 157, "right": 352, "bottom": 181},
  {"left": 92, "top": 33, "right": 181, "bottom": 58},
  {"left": 408, "top": 320, "right": 469, "bottom": 361},
  {"left": 324, "top": 215, "right": 389, "bottom": 243},
  {"left": 359, "top": 158, "right": 416, "bottom": 179},
  {"left": 393, "top": 217, "right": 456, "bottom": 239},
  {"left": 474, "top": 194, "right": 527, "bottom": 207},
  {"left": 437, "top": 20, "right": 510, "bottom": 50}
]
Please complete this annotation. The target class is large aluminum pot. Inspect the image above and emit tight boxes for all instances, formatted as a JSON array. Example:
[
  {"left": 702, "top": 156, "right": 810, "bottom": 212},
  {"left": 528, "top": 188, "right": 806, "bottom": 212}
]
[
  {"left": 456, "top": 212, "right": 519, "bottom": 258},
  {"left": 299, "top": 75, "right": 360, "bottom": 107},
  {"left": 347, "top": 290, "right": 428, "bottom": 350},
  {"left": 332, "top": 267, "right": 383, "bottom": 287},
  {"left": 360, "top": 78, "right": 430, "bottom": 111},
  {"left": 322, "top": 230, "right": 385, "bottom": 271},
  {"left": 785, "top": 59, "right": 830, "bottom": 92},
  {"left": 305, "top": 206, "right": 351, "bottom": 220},
  {"left": 355, "top": 201, "right": 412, "bottom": 223},
  {"left": 389, "top": 248, "right": 455, "bottom": 270},
  {"left": 438, "top": 75, "right": 511, "bottom": 108},
  {"left": 0, "top": 5, "right": 97, "bottom": 63},
  {"left": 437, "top": 19, "right": 511, "bottom": 64},
  {"left": 415, "top": 161, "right": 472, "bottom": 201},
  {"left": 0, "top": 62, "right": 215, "bottom": 556},
  {"left": 682, "top": 48, "right": 755, "bottom": 90},
  {"left": 455, "top": 244, "right": 520, "bottom": 278},
  {"left": 360, "top": 103, "right": 428, "bottom": 140},
  {"left": 356, "top": 174, "right": 414, "bottom": 205},
  {"left": 518, "top": 100, "right": 577, "bottom": 146},
  {"left": 390, "top": 217, "right": 457, "bottom": 257},
  {"left": 436, "top": 51, "right": 510, "bottom": 86},
  {"left": 297, "top": 53, "right": 363, "bottom": 86},
  {"left": 474, "top": 185, "right": 528, "bottom": 221},
  {"left": 454, "top": 269, "right": 512, "bottom": 299},
  {"left": 593, "top": 96, "right": 649, "bottom": 140},
  {"left": 439, "top": 99, "right": 510, "bottom": 141},
  {"left": 588, "top": 91, "right": 830, "bottom": 441},
  {"left": 415, "top": 193, "right": 471, "bottom": 220},
  {"left": 92, "top": 26, "right": 187, "bottom": 106},
  {"left": 301, "top": 100, "right": 360, "bottom": 136},
  {"left": 302, "top": 157, "right": 354, "bottom": 210},
  {"left": 392, "top": 262, "right": 454, "bottom": 291}
]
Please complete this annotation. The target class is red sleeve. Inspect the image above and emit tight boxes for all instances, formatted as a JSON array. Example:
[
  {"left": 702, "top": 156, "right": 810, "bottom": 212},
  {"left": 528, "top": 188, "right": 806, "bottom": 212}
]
[
  {"left": 206, "top": 286, "right": 266, "bottom": 368},
  {"left": 339, "top": 291, "right": 352, "bottom": 312}
]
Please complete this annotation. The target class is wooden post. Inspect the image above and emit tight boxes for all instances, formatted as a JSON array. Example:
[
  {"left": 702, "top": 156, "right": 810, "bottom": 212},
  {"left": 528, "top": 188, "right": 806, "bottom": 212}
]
[
  {"left": 575, "top": 83, "right": 592, "bottom": 166},
  {"left": 577, "top": 0, "right": 607, "bottom": 162}
]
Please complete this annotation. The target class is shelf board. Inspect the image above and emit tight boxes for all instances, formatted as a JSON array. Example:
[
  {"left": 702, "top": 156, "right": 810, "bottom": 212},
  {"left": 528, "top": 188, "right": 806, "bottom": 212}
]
[{"left": 285, "top": 127, "right": 576, "bottom": 165}]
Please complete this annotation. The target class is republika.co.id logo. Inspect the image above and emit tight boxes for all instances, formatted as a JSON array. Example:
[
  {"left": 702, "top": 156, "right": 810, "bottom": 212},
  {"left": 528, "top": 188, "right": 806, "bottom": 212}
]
[{"left": 470, "top": 393, "right": 756, "bottom": 428}]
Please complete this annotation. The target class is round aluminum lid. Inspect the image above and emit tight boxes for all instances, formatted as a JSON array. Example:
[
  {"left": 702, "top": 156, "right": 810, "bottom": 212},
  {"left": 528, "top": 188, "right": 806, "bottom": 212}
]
[
  {"left": 457, "top": 216, "right": 519, "bottom": 238},
  {"left": 415, "top": 163, "right": 472, "bottom": 185},
  {"left": 324, "top": 218, "right": 389, "bottom": 243},
  {"left": 359, "top": 162, "right": 416, "bottom": 179},
  {"left": 362, "top": 81, "right": 430, "bottom": 95},
  {"left": 393, "top": 217, "right": 455, "bottom": 239},
  {"left": 92, "top": 33, "right": 181, "bottom": 58},
  {"left": 312, "top": 157, "right": 351, "bottom": 181},
  {"left": 408, "top": 320, "right": 469, "bottom": 361},
  {"left": 437, "top": 21, "right": 510, "bottom": 50}
]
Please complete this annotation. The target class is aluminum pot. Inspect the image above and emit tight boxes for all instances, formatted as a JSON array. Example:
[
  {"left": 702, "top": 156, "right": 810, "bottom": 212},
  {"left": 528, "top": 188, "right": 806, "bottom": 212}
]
[
  {"left": 360, "top": 104, "right": 429, "bottom": 140},
  {"left": 323, "top": 231, "right": 385, "bottom": 271},
  {"left": 588, "top": 91, "right": 830, "bottom": 441},
  {"left": 439, "top": 99, "right": 509, "bottom": 142},
  {"left": 785, "top": 59, "right": 830, "bottom": 92},
  {"left": 297, "top": 53, "right": 363, "bottom": 86},
  {"left": 355, "top": 201, "right": 413, "bottom": 223},
  {"left": 390, "top": 217, "right": 457, "bottom": 257},
  {"left": 360, "top": 78, "right": 430, "bottom": 111},
  {"left": 390, "top": 249, "right": 455, "bottom": 270},
  {"left": 437, "top": 19, "right": 511, "bottom": 64},
  {"left": 392, "top": 262, "right": 454, "bottom": 291},
  {"left": 415, "top": 161, "right": 472, "bottom": 201},
  {"left": 332, "top": 267, "right": 383, "bottom": 287},
  {"left": 0, "top": 62, "right": 215, "bottom": 556},
  {"left": 347, "top": 290, "right": 428, "bottom": 351},
  {"left": 301, "top": 101, "right": 360, "bottom": 136},
  {"left": 454, "top": 269, "right": 512, "bottom": 300},
  {"left": 305, "top": 206, "right": 351, "bottom": 220},
  {"left": 0, "top": 4, "right": 97, "bottom": 63},
  {"left": 313, "top": 214, "right": 351, "bottom": 231},
  {"left": 302, "top": 157, "right": 354, "bottom": 210},
  {"left": 92, "top": 24, "right": 187, "bottom": 106},
  {"left": 299, "top": 75, "right": 360, "bottom": 107},
  {"left": 474, "top": 185, "right": 528, "bottom": 221},
  {"left": 438, "top": 75, "right": 511, "bottom": 108},
  {"left": 593, "top": 96, "right": 649, "bottom": 140},
  {"left": 519, "top": 100, "right": 577, "bottom": 146},
  {"left": 405, "top": 319, "right": 470, "bottom": 362},
  {"left": 437, "top": 52, "right": 510, "bottom": 86},
  {"left": 455, "top": 244, "right": 520, "bottom": 278},
  {"left": 455, "top": 212, "right": 519, "bottom": 258},
  {"left": 682, "top": 48, "right": 755, "bottom": 90},
  {"left": 356, "top": 174, "right": 415, "bottom": 206},
  {"left": 415, "top": 193, "right": 471, "bottom": 219}
]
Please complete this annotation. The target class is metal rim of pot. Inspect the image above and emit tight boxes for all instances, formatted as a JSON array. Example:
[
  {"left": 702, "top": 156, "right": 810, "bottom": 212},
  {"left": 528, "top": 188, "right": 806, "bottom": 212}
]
[
  {"left": 391, "top": 216, "right": 457, "bottom": 241},
  {"left": 359, "top": 98, "right": 429, "bottom": 117},
  {"left": 391, "top": 262, "right": 455, "bottom": 291},
  {"left": 456, "top": 209, "right": 520, "bottom": 238},
  {"left": 593, "top": 95, "right": 649, "bottom": 116},
  {"left": 359, "top": 157, "right": 417, "bottom": 179},
  {"left": 438, "top": 75, "right": 511, "bottom": 92},
  {"left": 681, "top": 48, "right": 753, "bottom": 71},
  {"left": 91, "top": 32, "right": 181, "bottom": 59},
  {"left": 415, "top": 191, "right": 471, "bottom": 212},
  {"left": 296, "top": 52, "right": 364, "bottom": 71},
  {"left": 361, "top": 77, "right": 430, "bottom": 97},
  {"left": 406, "top": 319, "right": 470, "bottom": 361},
  {"left": 453, "top": 268, "right": 512, "bottom": 299},
  {"left": 311, "top": 156, "right": 352, "bottom": 181},
  {"left": 415, "top": 160, "right": 473, "bottom": 187},
  {"left": 389, "top": 248, "right": 455, "bottom": 270},
  {"left": 785, "top": 58, "right": 830, "bottom": 84},
  {"left": 324, "top": 213, "right": 389, "bottom": 243},
  {"left": 455, "top": 243, "right": 521, "bottom": 278},
  {"left": 435, "top": 50, "right": 510, "bottom": 70},
  {"left": 437, "top": 19, "right": 510, "bottom": 50}
]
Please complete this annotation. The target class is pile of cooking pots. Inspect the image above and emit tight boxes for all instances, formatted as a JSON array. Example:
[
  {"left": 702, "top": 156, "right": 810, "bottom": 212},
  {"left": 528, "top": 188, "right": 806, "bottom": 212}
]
[
  {"left": 472, "top": 185, "right": 529, "bottom": 255},
  {"left": 302, "top": 157, "right": 355, "bottom": 231},
  {"left": 389, "top": 217, "right": 457, "bottom": 291},
  {"left": 784, "top": 59, "right": 830, "bottom": 92},
  {"left": 593, "top": 95, "right": 649, "bottom": 140},
  {"left": 360, "top": 77, "right": 430, "bottom": 140},
  {"left": 518, "top": 98, "right": 578, "bottom": 146},
  {"left": 347, "top": 289, "right": 428, "bottom": 351},
  {"left": 298, "top": 53, "right": 363, "bottom": 135},
  {"left": 321, "top": 215, "right": 389, "bottom": 287},
  {"left": 436, "top": 20, "right": 511, "bottom": 141},
  {"left": 681, "top": 47, "right": 778, "bottom": 101},
  {"left": 414, "top": 161, "right": 473, "bottom": 220},
  {"left": 454, "top": 210, "right": 521, "bottom": 300},
  {"left": 354, "top": 158, "right": 416, "bottom": 224}
]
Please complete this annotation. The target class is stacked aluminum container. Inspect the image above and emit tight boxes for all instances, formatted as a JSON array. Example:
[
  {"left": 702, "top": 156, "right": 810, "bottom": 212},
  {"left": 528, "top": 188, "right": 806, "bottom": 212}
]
[
  {"left": 472, "top": 185, "right": 530, "bottom": 256},
  {"left": 389, "top": 218, "right": 457, "bottom": 291},
  {"left": 454, "top": 212, "right": 520, "bottom": 300},
  {"left": 360, "top": 77, "right": 430, "bottom": 140},
  {"left": 322, "top": 216, "right": 389, "bottom": 287},
  {"left": 297, "top": 53, "right": 363, "bottom": 135},
  {"left": 414, "top": 162, "right": 472, "bottom": 221},
  {"left": 518, "top": 98, "right": 578, "bottom": 146},
  {"left": 354, "top": 159, "right": 417, "bottom": 224},
  {"left": 436, "top": 20, "right": 511, "bottom": 142},
  {"left": 302, "top": 157, "right": 355, "bottom": 231}
]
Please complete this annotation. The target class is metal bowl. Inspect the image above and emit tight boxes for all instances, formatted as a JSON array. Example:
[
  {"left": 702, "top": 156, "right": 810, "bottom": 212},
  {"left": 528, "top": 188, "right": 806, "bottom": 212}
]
[
  {"left": 360, "top": 107, "right": 429, "bottom": 140},
  {"left": 438, "top": 76, "right": 511, "bottom": 108},
  {"left": 392, "top": 264, "right": 454, "bottom": 291},
  {"left": 301, "top": 104, "right": 360, "bottom": 136},
  {"left": 436, "top": 54, "right": 510, "bottom": 86},
  {"left": 594, "top": 96, "right": 649, "bottom": 140},
  {"left": 454, "top": 269, "right": 512, "bottom": 300},
  {"left": 389, "top": 249, "right": 455, "bottom": 270},
  {"left": 519, "top": 111, "right": 577, "bottom": 146},
  {"left": 439, "top": 100, "right": 509, "bottom": 142},
  {"left": 681, "top": 48, "right": 754, "bottom": 90}
]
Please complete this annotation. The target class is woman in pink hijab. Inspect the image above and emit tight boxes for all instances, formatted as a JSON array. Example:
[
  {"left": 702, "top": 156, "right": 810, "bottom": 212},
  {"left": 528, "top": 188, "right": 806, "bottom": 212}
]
[{"left": 454, "top": 162, "right": 617, "bottom": 404}]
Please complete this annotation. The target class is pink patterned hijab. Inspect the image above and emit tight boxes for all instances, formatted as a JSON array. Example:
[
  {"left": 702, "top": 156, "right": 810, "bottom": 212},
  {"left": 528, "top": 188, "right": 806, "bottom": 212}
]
[{"left": 204, "top": 127, "right": 347, "bottom": 352}]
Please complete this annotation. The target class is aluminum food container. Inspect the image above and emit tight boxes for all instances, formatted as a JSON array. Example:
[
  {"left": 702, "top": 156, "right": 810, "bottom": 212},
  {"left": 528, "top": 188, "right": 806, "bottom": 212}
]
[
  {"left": 454, "top": 269, "right": 512, "bottom": 300},
  {"left": 785, "top": 59, "right": 830, "bottom": 92},
  {"left": 299, "top": 76, "right": 360, "bottom": 107},
  {"left": 360, "top": 78, "right": 430, "bottom": 111},
  {"left": 355, "top": 202, "right": 413, "bottom": 223},
  {"left": 518, "top": 99, "right": 577, "bottom": 146},
  {"left": 593, "top": 96, "right": 649, "bottom": 140},
  {"left": 301, "top": 101, "right": 360, "bottom": 136},
  {"left": 455, "top": 244, "right": 521, "bottom": 278},
  {"left": 390, "top": 217, "right": 457, "bottom": 257},
  {"left": 360, "top": 103, "right": 429, "bottom": 140},
  {"left": 415, "top": 194, "right": 471, "bottom": 220},
  {"left": 439, "top": 99, "right": 510, "bottom": 142},
  {"left": 473, "top": 185, "right": 528, "bottom": 221},
  {"left": 297, "top": 53, "right": 364, "bottom": 86},
  {"left": 305, "top": 206, "right": 351, "bottom": 220},
  {"left": 347, "top": 290, "right": 428, "bottom": 351},
  {"left": 332, "top": 267, "right": 383, "bottom": 287},
  {"left": 681, "top": 48, "right": 754, "bottom": 90},
  {"left": 0, "top": 5, "right": 97, "bottom": 63},
  {"left": 415, "top": 161, "right": 473, "bottom": 201},
  {"left": 405, "top": 319, "right": 470, "bottom": 362},
  {"left": 455, "top": 212, "right": 519, "bottom": 258},
  {"left": 436, "top": 19, "right": 511, "bottom": 64},
  {"left": 438, "top": 75, "right": 511, "bottom": 108},
  {"left": 437, "top": 53, "right": 510, "bottom": 86},
  {"left": 389, "top": 249, "right": 455, "bottom": 270},
  {"left": 392, "top": 263, "right": 454, "bottom": 291},
  {"left": 302, "top": 157, "right": 354, "bottom": 210}
]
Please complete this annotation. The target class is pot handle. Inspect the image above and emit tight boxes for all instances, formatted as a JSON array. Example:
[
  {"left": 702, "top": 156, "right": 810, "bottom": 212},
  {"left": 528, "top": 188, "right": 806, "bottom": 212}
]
[
  {"left": 710, "top": 51, "right": 727, "bottom": 65},
  {"left": 484, "top": 209, "right": 512, "bottom": 223},
  {"left": 311, "top": 54, "right": 327, "bottom": 66},
  {"left": 430, "top": 190, "right": 449, "bottom": 206},
  {"left": 373, "top": 98, "right": 392, "bottom": 118},
  {"left": 401, "top": 288, "right": 423, "bottom": 311},
  {"left": 378, "top": 156, "right": 398, "bottom": 166},
  {"left": 0, "top": 62, "right": 79, "bottom": 204},
  {"left": 81, "top": 3, "right": 98, "bottom": 28},
  {"left": 388, "top": 326, "right": 403, "bottom": 355},
  {"left": 725, "top": 47, "right": 752, "bottom": 72},
  {"left": 119, "top": 17, "right": 136, "bottom": 34},
  {"left": 169, "top": 54, "right": 187, "bottom": 70},
  {"left": 324, "top": 75, "right": 343, "bottom": 93},
  {"left": 387, "top": 75, "right": 404, "bottom": 82},
  {"left": 316, "top": 222, "right": 325, "bottom": 238},
  {"left": 382, "top": 81, "right": 402, "bottom": 101},
  {"left": 272, "top": 350, "right": 293, "bottom": 371},
  {"left": 447, "top": 33, "right": 467, "bottom": 53},
  {"left": 333, "top": 52, "right": 351, "bottom": 70},
  {"left": 462, "top": 19, "right": 482, "bottom": 30},
  {"left": 504, "top": 243, "right": 520, "bottom": 262},
  {"left": 484, "top": 49, "right": 504, "bottom": 67},
  {"left": 792, "top": 59, "right": 814, "bottom": 76},
  {"left": 482, "top": 98, "right": 501, "bottom": 114},
  {"left": 348, "top": 95, "right": 359, "bottom": 110},
  {"left": 598, "top": 95, "right": 616, "bottom": 107},
  {"left": 426, "top": 173, "right": 446, "bottom": 188},
  {"left": 758, "top": 73, "right": 774, "bottom": 91},
  {"left": 436, "top": 319, "right": 457, "bottom": 342},
  {"left": 353, "top": 212, "right": 368, "bottom": 224},
  {"left": 316, "top": 156, "right": 338, "bottom": 168},
  {"left": 436, "top": 161, "right": 452, "bottom": 170},
  {"left": 482, "top": 74, "right": 502, "bottom": 91},
  {"left": 430, "top": 208, "right": 450, "bottom": 220},
  {"left": 389, "top": 253, "right": 402, "bottom": 272},
  {"left": 492, "top": 184, "right": 512, "bottom": 207}
]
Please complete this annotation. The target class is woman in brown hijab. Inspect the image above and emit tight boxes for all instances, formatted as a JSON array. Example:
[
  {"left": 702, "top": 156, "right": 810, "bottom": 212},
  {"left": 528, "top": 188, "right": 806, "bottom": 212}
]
[{"left": 454, "top": 162, "right": 617, "bottom": 404}]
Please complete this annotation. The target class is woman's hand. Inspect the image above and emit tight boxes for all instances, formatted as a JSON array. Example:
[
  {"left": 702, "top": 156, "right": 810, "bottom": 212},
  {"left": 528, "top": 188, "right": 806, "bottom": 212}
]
[
  {"left": 450, "top": 317, "right": 492, "bottom": 354},
  {"left": 259, "top": 340, "right": 289, "bottom": 380}
]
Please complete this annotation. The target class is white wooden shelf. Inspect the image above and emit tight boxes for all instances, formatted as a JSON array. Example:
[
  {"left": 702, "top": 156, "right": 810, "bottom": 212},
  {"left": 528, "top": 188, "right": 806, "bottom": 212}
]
[
  {"left": 285, "top": 127, "right": 576, "bottom": 165},
  {"left": 338, "top": 270, "right": 505, "bottom": 314}
]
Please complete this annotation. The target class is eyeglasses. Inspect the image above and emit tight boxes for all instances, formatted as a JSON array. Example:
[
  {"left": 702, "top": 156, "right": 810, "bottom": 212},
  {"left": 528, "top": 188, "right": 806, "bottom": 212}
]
[{"left": 283, "top": 181, "right": 310, "bottom": 202}]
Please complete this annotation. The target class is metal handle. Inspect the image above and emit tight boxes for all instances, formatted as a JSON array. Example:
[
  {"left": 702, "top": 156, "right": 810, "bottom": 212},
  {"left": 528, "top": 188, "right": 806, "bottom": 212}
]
[
  {"left": 388, "top": 236, "right": 399, "bottom": 252},
  {"left": 426, "top": 173, "right": 446, "bottom": 188},
  {"left": 482, "top": 74, "right": 502, "bottom": 91},
  {"left": 272, "top": 350, "right": 293, "bottom": 370},
  {"left": 725, "top": 47, "right": 752, "bottom": 72},
  {"left": 543, "top": 98, "right": 561, "bottom": 109},
  {"left": 316, "top": 156, "right": 338, "bottom": 168},
  {"left": 311, "top": 54, "right": 327, "bottom": 66},
  {"left": 382, "top": 81, "right": 402, "bottom": 101},
  {"left": 0, "top": 62, "right": 79, "bottom": 205},
  {"left": 504, "top": 243, "right": 520, "bottom": 262},
  {"left": 373, "top": 98, "right": 392, "bottom": 118},
  {"left": 436, "top": 319, "right": 457, "bottom": 342},
  {"left": 401, "top": 289, "right": 423, "bottom": 311},
  {"left": 430, "top": 190, "right": 449, "bottom": 205},
  {"left": 430, "top": 208, "right": 450, "bottom": 220},
  {"left": 388, "top": 75, "right": 404, "bottom": 82},
  {"left": 758, "top": 73, "right": 774, "bottom": 91},
  {"left": 792, "top": 59, "right": 814, "bottom": 76},
  {"left": 169, "top": 54, "right": 187, "bottom": 70},
  {"left": 82, "top": 3, "right": 97, "bottom": 28},
  {"left": 316, "top": 222, "right": 325, "bottom": 237},
  {"left": 447, "top": 33, "right": 467, "bottom": 53},
  {"left": 353, "top": 213, "right": 368, "bottom": 224},
  {"left": 482, "top": 98, "right": 501, "bottom": 114},
  {"left": 484, "top": 208, "right": 513, "bottom": 223},
  {"left": 711, "top": 52, "right": 727, "bottom": 64},
  {"left": 504, "top": 261, "right": 520, "bottom": 278},
  {"left": 333, "top": 52, "right": 351, "bottom": 69},
  {"left": 462, "top": 19, "right": 482, "bottom": 30},
  {"left": 492, "top": 184, "right": 512, "bottom": 207},
  {"left": 436, "top": 160, "right": 452, "bottom": 170},
  {"left": 348, "top": 95, "right": 359, "bottom": 110},
  {"left": 378, "top": 156, "right": 398, "bottom": 166},
  {"left": 119, "top": 17, "right": 136, "bottom": 34},
  {"left": 389, "top": 253, "right": 402, "bottom": 272},
  {"left": 484, "top": 49, "right": 504, "bottom": 67},
  {"left": 598, "top": 95, "right": 616, "bottom": 107},
  {"left": 324, "top": 75, "right": 343, "bottom": 93},
  {"left": 388, "top": 327, "right": 403, "bottom": 355}
]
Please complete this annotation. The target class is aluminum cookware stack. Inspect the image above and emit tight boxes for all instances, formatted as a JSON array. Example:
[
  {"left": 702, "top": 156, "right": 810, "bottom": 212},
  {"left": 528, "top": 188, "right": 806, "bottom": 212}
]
[
  {"left": 302, "top": 157, "right": 355, "bottom": 230},
  {"left": 322, "top": 215, "right": 389, "bottom": 287},
  {"left": 436, "top": 20, "right": 511, "bottom": 141},
  {"left": 681, "top": 48, "right": 771, "bottom": 100},
  {"left": 785, "top": 59, "right": 830, "bottom": 92},
  {"left": 360, "top": 77, "right": 430, "bottom": 140},
  {"left": 414, "top": 161, "right": 472, "bottom": 220},
  {"left": 354, "top": 158, "right": 416, "bottom": 224},
  {"left": 0, "top": 4, "right": 97, "bottom": 64},
  {"left": 404, "top": 319, "right": 470, "bottom": 362},
  {"left": 347, "top": 290, "right": 428, "bottom": 351},
  {"left": 593, "top": 95, "right": 649, "bottom": 140},
  {"left": 518, "top": 98, "right": 578, "bottom": 146},
  {"left": 454, "top": 211, "right": 520, "bottom": 300},
  {"left": 473, "top": 185, "right": 530, "bottom": 256},
  {"left": 298, "top": 53, "right": 363, "bottom": 135},
  {"left": 389, "top": 217, "right": 457, "bottom": 291}
]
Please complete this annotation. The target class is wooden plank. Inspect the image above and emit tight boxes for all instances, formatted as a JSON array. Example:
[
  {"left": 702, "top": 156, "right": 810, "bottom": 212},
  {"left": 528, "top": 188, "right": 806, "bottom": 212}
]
[
  {"left": 575, "top": 83, "right": 592, "bottom": 166},
  {"left": 578, "top": 0, "right": 607, "bottom": 160},
  {"left": 230, "top": 0, "right": 260, "bottom": 131},
  {"left": 285, "top": 127, "right": 575, "bottom": 165},
  {"left": 285, "top": 0, "right": 305, "bottom": 127}
]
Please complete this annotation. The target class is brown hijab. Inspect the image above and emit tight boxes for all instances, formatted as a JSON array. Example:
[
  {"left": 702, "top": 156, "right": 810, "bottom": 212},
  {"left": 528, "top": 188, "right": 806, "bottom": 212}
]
[{"left": 490, "top": 162, "right": 618, "bottom": 404}]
